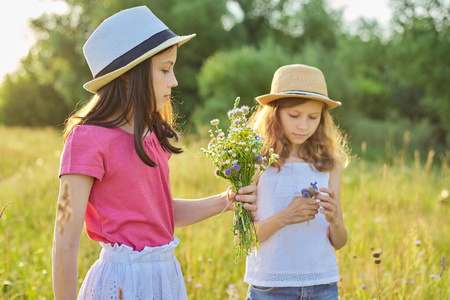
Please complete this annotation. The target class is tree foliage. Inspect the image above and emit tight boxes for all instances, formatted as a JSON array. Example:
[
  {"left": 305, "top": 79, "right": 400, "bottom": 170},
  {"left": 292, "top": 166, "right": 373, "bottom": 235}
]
[
  {"left": 0, "top": 0, "right": 448, "bottom": 151},
  {"left": 388, "top": 0, "right": 450, "bottom": 145},
  {"left": 0, "top": 68, "right": 69, "bottom": 126}
]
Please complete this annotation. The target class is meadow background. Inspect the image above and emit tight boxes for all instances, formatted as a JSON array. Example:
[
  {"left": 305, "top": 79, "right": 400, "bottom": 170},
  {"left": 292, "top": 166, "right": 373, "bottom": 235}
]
[
  {"left": 0, "top": 127, "right": 448, "bottom": 299},
  {"left": 0, "top": 0, "right": 449, "bottom": 299}
]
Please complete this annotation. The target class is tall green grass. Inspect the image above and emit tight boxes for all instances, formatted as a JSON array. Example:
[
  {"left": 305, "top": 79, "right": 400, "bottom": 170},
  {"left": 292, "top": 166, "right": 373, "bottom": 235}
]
[{"left": 0, "top": 127, "right": 448, "bottom": 299}]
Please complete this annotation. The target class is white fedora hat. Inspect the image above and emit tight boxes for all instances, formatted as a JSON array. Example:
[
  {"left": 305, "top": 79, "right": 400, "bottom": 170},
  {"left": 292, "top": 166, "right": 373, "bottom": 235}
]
[
  {"left": 256, "top": 64, "right": 341, "bottom": 110},
  {"left": 83, "top": 6, "right": 196, "bottom": 93}
]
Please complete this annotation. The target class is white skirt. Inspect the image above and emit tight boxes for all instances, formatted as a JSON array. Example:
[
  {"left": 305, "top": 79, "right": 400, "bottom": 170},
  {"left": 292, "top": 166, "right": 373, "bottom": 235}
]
[{"left": 78, "top": 237, "right": 187, "bottom": 300}]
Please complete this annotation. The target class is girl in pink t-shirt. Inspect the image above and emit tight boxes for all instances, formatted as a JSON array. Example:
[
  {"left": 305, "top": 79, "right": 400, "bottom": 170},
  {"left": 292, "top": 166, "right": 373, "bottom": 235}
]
[{"left": 52, "top": 6, "right": 257, "bottom": 300}]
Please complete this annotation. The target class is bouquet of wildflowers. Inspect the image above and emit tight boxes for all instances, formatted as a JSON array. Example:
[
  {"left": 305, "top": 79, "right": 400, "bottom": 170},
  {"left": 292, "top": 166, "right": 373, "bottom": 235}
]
[{"left": 201, "top": 97, "right": 278, "bottom": 260}]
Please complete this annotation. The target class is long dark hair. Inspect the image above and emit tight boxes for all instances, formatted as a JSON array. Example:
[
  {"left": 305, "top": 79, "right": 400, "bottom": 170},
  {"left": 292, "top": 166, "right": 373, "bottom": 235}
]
[{"left": 63, "top": 47, "right": 182, "bottom": 167}]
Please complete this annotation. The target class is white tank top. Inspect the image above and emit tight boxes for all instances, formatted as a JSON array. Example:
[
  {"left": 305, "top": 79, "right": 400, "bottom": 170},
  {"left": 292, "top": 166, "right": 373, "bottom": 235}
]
[{"left": 244, "top": 163, "right": 340, "bottom": 287}]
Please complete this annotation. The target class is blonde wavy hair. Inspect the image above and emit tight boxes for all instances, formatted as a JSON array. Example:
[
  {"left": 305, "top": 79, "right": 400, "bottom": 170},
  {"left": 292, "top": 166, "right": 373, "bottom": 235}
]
[{"left": 249, "top": 98, "right": 350, "bottom": 172}]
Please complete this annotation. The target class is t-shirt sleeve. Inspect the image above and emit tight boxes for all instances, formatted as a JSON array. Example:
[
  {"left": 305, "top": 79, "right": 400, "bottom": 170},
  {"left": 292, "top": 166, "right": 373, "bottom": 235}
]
[{"left": 59, "top": 126, "right": 105, "bottom": 181}]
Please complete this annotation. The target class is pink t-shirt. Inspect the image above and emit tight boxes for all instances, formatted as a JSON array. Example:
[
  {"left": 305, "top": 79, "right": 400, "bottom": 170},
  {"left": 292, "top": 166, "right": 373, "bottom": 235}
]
[{"left": 59, "top": 125, "right": 174, "bottom": 251}]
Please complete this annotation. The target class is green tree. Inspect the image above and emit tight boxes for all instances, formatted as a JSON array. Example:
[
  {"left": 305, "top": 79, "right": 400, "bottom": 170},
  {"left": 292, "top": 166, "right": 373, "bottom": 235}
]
[
  {"left": 389, "top": 0, "right": 450, "bottom": 147},
  {"left": 0, "top": 70, "right": 69, "bottom": 126},
  {"left": 337, "top": 20, "right": 393, "bottom": 120},
  {"left": 298, "top": 0, "right": 343, "bottom": 51},
  {"left": 194, "top": 42, "right": 298, "bottom": 130}
]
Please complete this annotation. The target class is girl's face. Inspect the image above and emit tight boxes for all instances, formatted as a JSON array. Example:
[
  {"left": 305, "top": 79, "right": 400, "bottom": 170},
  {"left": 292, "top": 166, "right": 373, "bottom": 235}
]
[
  {"left": 151, "top": 46, "right": 178, "bottom": 112},
  {"left": 278, "top": 100, "right": 324, "bottom": 151}
]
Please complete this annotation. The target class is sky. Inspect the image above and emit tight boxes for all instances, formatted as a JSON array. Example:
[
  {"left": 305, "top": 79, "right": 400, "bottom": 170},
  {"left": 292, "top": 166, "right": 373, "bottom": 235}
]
[
  {"left": 0, "top": 0, "right": 68, "bottom": 81},
  {"left": 0, "top": 0, "right": 392, "bottom": 82},
  {"left": 329, "top": 0, "right": 393, "bottom": 27}
]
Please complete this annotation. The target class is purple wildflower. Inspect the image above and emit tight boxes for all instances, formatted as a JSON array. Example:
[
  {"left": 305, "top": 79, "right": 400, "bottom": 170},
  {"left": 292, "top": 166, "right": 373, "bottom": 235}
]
[
  {"left": 254, "top": 154, "right": 263, "bottom": 162},
  {"left": 234, "top": 108, "right": 244, "bottom": 116},
  {"left": 302, "top": 192, "right": 309, "bottom": 198},
  {"left": 305, "top": 182, "right": 319, "bottom": 198},
  {"left": 361, "top": 284, "right": 366, "bottom": 290},
  {"left": 232, "top": 164, "right": 241, "bottom": 171},
  {"left": 225, "top": 169, "right": 232, "bottom": 177},
  {"left": 233, "top": 119, "right": 241, "bottom": 126}
]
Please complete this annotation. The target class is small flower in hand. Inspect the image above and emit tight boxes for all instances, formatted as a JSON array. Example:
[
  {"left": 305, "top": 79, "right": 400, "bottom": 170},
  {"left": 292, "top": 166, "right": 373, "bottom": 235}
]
[
  {"left": 301, "top": 182, "right": 319, "bottom": 198},
  {"left": 300, "top": 182, "right": 319, "bottom": 225}
]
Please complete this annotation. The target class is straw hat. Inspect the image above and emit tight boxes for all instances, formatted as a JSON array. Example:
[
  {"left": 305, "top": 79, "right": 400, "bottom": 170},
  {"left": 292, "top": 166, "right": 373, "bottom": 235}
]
[
  {"left": 256, "top": 64, "right": 341, "bottom": 109},
  {"left": 83, "top": 6, "right": 196, "bottom": 93}
]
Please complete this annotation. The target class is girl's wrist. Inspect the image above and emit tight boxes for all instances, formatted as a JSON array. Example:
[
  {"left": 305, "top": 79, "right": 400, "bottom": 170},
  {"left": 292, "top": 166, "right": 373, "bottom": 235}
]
[
  {"left": 276, "top": 211, "right": 289, "bottom": 228},
  {"left": 330, "top": 217, "right": 344, "bottom": 228},
  {"left": 220, "top": 189, "right": 232, "bottom": 212}
]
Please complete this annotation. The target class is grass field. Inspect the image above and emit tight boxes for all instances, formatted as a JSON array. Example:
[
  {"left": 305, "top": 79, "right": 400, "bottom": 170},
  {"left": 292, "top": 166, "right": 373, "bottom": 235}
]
[{"left": 0, "top": 126, "right": 448, "bottom": 299}]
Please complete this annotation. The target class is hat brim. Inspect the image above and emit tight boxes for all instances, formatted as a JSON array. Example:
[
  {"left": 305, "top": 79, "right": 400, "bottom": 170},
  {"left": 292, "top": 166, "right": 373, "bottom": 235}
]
[
  {"left": 83, "top": 34, "right": 196, "bottom": 93},
  {"left": 255, "top": 92, "right": 342, "bottom": 110}
]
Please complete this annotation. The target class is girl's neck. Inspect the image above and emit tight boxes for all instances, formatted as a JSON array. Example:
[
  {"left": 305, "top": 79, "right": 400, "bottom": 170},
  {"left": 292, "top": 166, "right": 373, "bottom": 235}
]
[
  {"left": 117, "top": 122, "right": 151, "bottom": 137},
  {"left": 285, "top": 145, "right": 307, "bottom": 163},
  {"left": 107, "top": 113, "right": 144, "bottom": 135},
  {"left": 285, "top": 154, "right": 307, "bottom": 163},
  {"left": 119, "top": 122, "right": 134, "bottom": 134}
]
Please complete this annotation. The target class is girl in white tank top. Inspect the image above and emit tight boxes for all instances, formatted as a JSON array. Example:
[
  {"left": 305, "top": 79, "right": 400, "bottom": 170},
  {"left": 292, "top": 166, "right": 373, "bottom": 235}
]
[{"left": 245, "top": 64, "right": 351, "bottom": 300}]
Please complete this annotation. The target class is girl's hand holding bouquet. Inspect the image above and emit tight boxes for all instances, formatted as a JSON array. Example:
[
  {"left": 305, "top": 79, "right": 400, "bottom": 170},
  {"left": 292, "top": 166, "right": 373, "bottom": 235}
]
[{"left": 224, "top": 184, "right": 258, "bottom": 221}]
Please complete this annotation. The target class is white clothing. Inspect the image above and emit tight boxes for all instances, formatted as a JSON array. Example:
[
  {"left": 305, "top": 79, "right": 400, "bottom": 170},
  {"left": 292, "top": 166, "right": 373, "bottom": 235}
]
[
  {"left": 245, "top": 163, "right": 340, "bottom": 287},
  {"left": 78, "top": 237, "right": 187, "bottom": 300}
]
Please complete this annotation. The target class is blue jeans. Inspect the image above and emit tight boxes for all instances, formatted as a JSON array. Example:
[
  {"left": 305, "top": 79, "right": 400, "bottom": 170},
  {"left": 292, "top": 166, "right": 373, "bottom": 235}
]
[{"left": 246, "top": 283, "right": 339, "bottom": 300}]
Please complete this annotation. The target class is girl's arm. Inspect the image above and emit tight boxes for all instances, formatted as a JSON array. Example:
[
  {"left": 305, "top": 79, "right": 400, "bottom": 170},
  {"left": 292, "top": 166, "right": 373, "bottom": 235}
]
[
  {"left": 256, "top": 196, "right": 319, "bottom": 243},
  {"left": 173, "top": 185, "right": 257, "bottom": 227},
  {"left": 52, "top": 174, "right": 93, "bottom": 300},
  {"left": 316, "top": 164, "right": 348, "bottom": 250}
]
